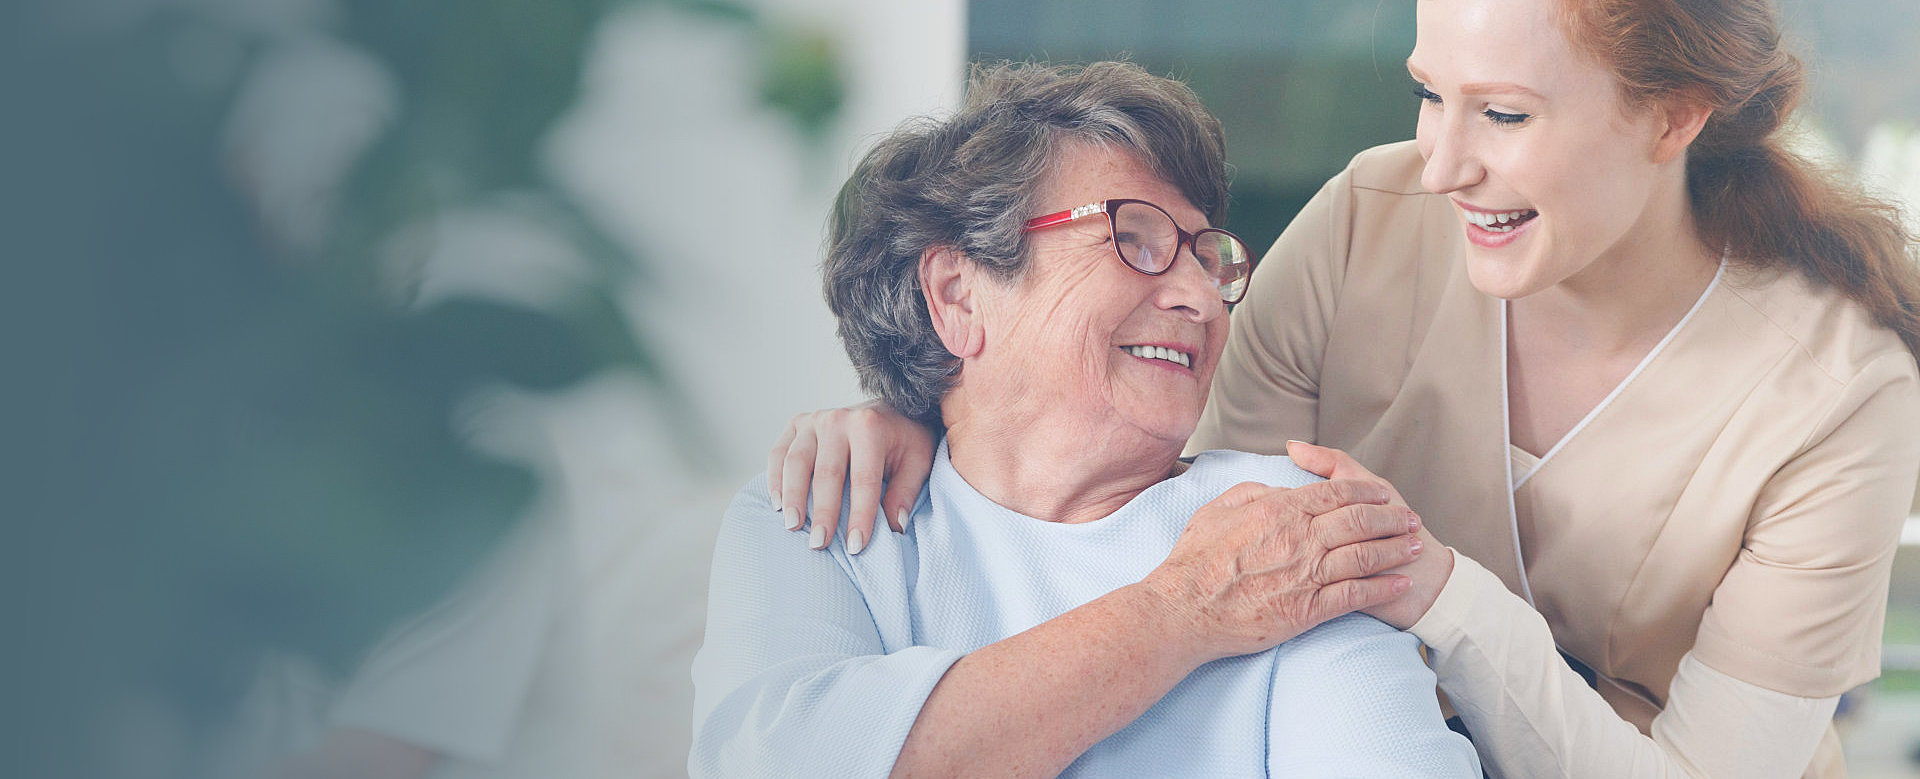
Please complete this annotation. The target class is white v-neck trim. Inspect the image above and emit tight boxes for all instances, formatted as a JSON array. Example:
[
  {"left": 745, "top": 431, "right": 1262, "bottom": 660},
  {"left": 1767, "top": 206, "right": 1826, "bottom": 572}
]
[
  {"left": 1498, "top": 302, "right": 1537, "bottom": 606},
  {"left": 1510, "top": 258, "right": 1726, "bottom": 492}
]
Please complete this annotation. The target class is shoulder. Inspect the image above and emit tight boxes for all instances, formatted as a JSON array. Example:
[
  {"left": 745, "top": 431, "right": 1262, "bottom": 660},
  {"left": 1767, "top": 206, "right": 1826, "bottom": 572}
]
[
  {"left": 1719, "top": 264, "right": 1919, "bottom": 398},
  {"left": 1185, "top": 450, "right": 1327, "bottom": 490},
  {"left": 1308, "top": 141, "right": 1460, "bottom": 281},
  {"left": 1295, "top": 141, "right": 1442, "bottom": 224},
  {"left": 721, "top": 472, "right": 786, "bottom": 535},
  {"left": 713, "top": 474, "right": 858, "bottom": 578},
  {"left": 1345, "top": 140, "right": 1430, "bottom": 195}
]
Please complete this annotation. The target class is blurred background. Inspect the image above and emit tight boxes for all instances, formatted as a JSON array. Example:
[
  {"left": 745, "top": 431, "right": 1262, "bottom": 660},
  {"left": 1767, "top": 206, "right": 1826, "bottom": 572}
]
[{"left": 6, "top": 0, "right": 1917, "bottom": 777}]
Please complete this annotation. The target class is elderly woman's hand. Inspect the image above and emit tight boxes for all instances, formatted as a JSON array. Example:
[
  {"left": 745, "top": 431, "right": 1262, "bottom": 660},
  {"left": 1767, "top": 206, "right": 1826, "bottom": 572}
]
[
  {"left": 768, "top": 401, "right": 937, "bottom": 552},
  {"left": 1137, "top": 478, "right": 1425, "bottom": 663},
  {"left": 1284, "top": 441, "right": 1453, "bottom": 630}
]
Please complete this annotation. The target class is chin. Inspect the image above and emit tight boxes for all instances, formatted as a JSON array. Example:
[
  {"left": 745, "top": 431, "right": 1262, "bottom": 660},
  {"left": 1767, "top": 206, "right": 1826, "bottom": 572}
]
[{"left": 1464, "top": 251, "right": 1549, "bottom": 301}]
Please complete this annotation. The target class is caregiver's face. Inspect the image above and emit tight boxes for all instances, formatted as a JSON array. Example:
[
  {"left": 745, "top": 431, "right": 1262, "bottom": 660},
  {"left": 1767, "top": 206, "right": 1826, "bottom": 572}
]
[
  {"left": 982, "top": 142, "right": 1229, "bottom": 445},
  {"left": 1411, "top": 0, "right": 1674, "bottom": 299}
]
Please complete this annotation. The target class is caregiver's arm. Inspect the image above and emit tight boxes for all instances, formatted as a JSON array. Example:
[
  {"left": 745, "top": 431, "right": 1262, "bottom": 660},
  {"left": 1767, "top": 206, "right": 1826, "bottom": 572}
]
[
  {"left": 1409, "top": 353, "right": 1920, "bottom": 779},
  {"left": 1413, "top": 558, "right": 1839, "bottom": 779},
  {"left": 693, "top": 475, "right": 1424, "bottom": 777}
]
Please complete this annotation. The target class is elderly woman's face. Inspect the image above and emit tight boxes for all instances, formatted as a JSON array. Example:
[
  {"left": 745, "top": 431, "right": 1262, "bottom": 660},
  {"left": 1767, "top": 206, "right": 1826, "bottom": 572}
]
[{"left": 975, "top": 143, "right": 1229, "bottom": 446}]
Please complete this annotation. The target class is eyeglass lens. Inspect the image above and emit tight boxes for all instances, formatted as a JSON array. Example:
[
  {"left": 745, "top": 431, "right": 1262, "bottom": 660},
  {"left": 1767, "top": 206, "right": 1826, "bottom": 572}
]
[{"left": 1110, "top": 201, "right": 1252, "bottom": 302}]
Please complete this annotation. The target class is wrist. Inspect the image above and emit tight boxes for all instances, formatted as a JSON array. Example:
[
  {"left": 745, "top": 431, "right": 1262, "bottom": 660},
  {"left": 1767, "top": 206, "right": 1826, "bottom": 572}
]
[
  {"left": 1118, "top": 577, "right": 1215, "bottom": 672},
  {"left": 1394, "top": 546, "right": 1455, "bottom": 630}
]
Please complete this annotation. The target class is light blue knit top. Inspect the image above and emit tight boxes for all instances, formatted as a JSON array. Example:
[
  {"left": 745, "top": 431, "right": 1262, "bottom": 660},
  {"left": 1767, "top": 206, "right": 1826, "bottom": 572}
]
[{"left": 691, "top": 442, "right": 1480, "bottom": 777}]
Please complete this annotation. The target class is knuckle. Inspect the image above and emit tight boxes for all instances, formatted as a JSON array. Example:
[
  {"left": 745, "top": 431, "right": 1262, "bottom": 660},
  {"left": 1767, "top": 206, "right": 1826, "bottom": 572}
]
[
  {"left": 847, "top": 405, "right": 882, "bottom": 428},
  {"left": 784, "top": 447, "right": 817, "bottom": 468},
  {"left": 815, "top": 460, "right": 847, "bottom": 482},
  {"left": 1308, "top": 556, "right": 1332, "bottom": 586},
  {"left": 1348, "top": 546, "right": 1372, "bottom": 575},
  {"left": 1341, "top": 508, "right": 1368, "bottom": 539},
  {"left": 1331, "top": 478, "right": 1366, "bottom": 503}
]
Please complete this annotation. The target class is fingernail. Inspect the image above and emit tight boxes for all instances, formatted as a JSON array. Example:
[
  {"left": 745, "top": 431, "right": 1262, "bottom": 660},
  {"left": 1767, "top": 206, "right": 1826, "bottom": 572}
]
[
  {"left": 895, "top": 508, "right": 911, "bottom": 532},
  {"left": 1407, "top": 511, "right": 1420, "bottom": 533},
  {"left": 1409, "top": 538, "right": 1423, "bottom": 555},
  {"left": 1393, "top": 577, "right": 1411, "bottom": 594},
  {"left": 848, "top": 528, "right": 867, "bottom": 555},
  {"left": 1285, "top": 439, "right": 1308, "bottom": 447},
  {"left": 809, "top": 522, "right": 829, "bottom": 550},
  {"left": 784, "top": 511, "right": 802, "bottom": 531}
]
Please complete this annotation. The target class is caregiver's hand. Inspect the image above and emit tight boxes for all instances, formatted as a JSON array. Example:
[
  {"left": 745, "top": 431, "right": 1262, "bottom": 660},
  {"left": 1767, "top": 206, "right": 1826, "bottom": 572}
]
[
  {"left": 1138, "top": 478, "right": 1425, "bottom": 663},
  {"left": 768, "top": 401, "right": 936, "bottom": 551},
  {"left": 1285, "top": 441, "right": 1453, "bottom": 630}
]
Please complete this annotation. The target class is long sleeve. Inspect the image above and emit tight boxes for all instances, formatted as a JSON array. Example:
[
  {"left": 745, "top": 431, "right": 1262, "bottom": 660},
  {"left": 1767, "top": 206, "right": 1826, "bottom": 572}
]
[
  {"left": 1266, "top": 615, "right": 1482, "bottom": 777},
  {"left": 688, "top": 475, "right": 963, "bottom": 778},
  {"left": 1411, "top": 554, "right": 1840, "bottom": 779}
]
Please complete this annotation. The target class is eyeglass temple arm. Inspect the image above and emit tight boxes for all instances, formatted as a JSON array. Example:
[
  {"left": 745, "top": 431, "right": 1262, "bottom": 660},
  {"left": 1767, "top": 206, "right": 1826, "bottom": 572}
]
[{"left": 1022, "top": 201, "right": 1108, "bottom": 230}]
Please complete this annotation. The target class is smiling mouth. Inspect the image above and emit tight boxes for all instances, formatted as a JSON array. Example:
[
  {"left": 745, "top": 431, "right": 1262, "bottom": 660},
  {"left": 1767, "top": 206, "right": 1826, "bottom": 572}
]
[
  {"left": 1121, "top": 345, "right": 1192, "bottom": 368},
  {"left": 1463, "top": 208, "right": 1539, "bottom": 233}
]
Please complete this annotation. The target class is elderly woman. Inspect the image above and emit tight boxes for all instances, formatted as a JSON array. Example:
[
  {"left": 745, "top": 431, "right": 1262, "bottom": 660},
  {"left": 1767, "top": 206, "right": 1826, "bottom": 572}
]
[{"left": 690, "top": 62, "right": 1479, "bottom": 777}]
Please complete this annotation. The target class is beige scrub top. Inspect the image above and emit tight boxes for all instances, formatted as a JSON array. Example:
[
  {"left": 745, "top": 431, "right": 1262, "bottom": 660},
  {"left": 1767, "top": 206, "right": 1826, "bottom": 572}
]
[{"left": 1188, "top": 141, "right": 1920, "bottom": 776}]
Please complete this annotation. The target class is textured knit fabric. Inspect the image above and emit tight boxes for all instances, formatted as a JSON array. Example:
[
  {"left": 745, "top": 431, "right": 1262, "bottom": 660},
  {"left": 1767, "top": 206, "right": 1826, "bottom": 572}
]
[{"left": 691, "top": 442, "right": 1481, "bottom": 777}]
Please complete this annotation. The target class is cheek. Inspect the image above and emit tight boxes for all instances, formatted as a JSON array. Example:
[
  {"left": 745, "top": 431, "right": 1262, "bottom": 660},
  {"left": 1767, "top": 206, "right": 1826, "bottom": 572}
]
[
  {"left": 1193, "top": 322, "right": 1230, "bottom": 385},
  {"left": 1415, "top": 110, "right": 1438, "bottom": 160}
]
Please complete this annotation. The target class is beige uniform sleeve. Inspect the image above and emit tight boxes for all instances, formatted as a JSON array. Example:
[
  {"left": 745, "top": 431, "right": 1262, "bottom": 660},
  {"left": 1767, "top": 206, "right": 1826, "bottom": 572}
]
[
  {"left": 1186, "top": 166, "right": 1355, "bottom": 456},
  {"left": 1693, "top": 350, "right": 1920, "bottom": 696},
  {"left": 1412, "top": 554, "right": 1840, "bottom": 778}
]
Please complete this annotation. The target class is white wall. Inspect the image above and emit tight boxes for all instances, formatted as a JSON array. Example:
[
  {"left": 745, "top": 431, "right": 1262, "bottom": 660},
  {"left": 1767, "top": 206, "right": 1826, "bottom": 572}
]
[{"left": 551, "top": 0, "right": 967, "bottom": 481}]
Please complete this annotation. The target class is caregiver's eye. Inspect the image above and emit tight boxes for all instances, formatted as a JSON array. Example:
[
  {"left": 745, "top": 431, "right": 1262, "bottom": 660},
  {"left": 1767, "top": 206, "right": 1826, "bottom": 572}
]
[
  {"left": 1411, "top": 85, "right": 1441, "bottom": 105},
  {"left": 1484, "top": 108, "right": 1531, "bottom": 125}
]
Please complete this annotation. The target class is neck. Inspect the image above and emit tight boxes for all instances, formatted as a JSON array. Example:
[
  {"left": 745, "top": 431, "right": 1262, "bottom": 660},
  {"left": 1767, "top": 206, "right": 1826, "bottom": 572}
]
[
  {"left": 1514, "top": 175, "right": 1720, "bottom": 355},
  {"left": 939, "top": 395, "right": 1182, "bottom": 525}
]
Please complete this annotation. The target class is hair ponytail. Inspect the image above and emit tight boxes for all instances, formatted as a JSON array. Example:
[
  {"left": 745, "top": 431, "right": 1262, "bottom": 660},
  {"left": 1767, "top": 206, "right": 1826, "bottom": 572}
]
[{"left": 1566, "top": 0, "right": 1920, "bottom": 360}]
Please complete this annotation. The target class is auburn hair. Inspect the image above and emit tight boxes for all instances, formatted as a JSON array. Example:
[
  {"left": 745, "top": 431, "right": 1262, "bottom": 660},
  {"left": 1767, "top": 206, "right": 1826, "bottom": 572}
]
[{"left": 1561, "top": 0, "right": 1920, "bottom": 359}]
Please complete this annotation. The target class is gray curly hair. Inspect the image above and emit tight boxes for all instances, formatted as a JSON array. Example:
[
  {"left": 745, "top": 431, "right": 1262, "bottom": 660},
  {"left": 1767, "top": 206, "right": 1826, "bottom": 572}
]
[{"left": 823, "top": 60, "right": 1231, "bottom": 426}]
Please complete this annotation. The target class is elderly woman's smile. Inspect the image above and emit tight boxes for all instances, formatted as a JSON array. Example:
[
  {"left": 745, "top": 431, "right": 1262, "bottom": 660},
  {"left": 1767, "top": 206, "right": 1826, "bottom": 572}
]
[{"left": 960, "top": 141, "right": 1231, "bottom": 452}]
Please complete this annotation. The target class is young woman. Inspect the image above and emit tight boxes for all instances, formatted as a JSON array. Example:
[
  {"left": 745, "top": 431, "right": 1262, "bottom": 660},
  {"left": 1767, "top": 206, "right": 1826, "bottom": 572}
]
[{"left": 766, "top": 0, "right": 1920, "bottom": 775}]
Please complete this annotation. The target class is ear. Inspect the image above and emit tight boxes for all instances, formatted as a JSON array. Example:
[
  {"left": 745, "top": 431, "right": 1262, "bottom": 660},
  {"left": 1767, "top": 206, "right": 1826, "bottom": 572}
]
[
  {"left": 920, "top": 245, "right": 986, "bottom": 359},
  {"left": 1652, "top": 99, "right": 1713, "bottom": 164}
]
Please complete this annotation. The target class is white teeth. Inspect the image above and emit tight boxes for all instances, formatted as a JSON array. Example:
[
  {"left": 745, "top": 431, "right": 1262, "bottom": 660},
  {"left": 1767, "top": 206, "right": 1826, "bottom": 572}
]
[
  {"left": 1463, "top": 208, "right": 1535, "bottom": 232},
  {"left": 1126, "top": 345, "right": 1190, "bottom": 368}
]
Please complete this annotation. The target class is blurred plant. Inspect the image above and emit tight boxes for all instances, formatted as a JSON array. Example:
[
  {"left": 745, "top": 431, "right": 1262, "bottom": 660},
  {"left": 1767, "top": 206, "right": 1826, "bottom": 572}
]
[{"left": 0, "top": 0, "right": 842, "bottom": 776}]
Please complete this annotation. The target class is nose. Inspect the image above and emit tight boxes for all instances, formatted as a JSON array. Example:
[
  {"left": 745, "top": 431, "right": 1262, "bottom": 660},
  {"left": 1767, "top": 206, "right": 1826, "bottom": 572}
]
[
  {"left": 1156, "top": 242, "right": 1227, "bottom": 323},
  {"left": 1418, "top": 111, "right": 1482, "bottom": 195}
]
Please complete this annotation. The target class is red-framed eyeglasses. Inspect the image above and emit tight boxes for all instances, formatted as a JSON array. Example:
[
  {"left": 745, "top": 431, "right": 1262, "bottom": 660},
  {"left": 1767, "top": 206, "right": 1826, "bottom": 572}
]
[{"left": 1023, "top": 198, "right": 1255, "bottom": 304}]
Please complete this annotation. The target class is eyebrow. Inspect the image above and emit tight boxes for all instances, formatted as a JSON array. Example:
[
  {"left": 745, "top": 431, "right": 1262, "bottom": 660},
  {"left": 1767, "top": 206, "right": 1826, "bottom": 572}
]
[{"left": 1406, "top": 60, "right": 1543, "bottom": 99}]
